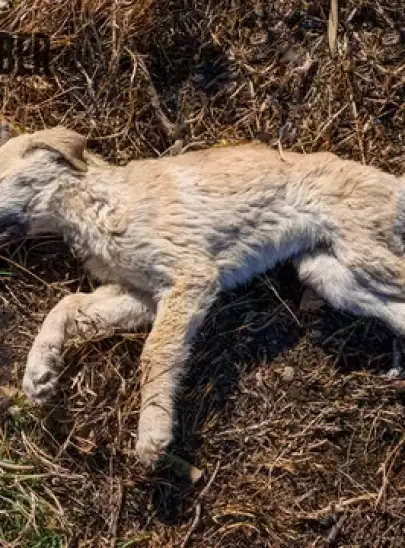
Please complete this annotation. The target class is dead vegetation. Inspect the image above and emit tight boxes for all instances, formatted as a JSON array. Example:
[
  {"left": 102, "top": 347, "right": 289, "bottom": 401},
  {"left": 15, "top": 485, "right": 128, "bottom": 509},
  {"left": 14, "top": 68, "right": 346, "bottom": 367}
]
[{"left": 1, "top": 0, "right": 405, "bottom": 546}]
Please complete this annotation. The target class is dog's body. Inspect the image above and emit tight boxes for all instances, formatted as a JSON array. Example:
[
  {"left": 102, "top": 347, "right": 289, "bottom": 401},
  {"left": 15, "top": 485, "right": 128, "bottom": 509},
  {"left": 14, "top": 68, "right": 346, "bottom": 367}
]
[{"left": 1, "top": 126, "right": 405, "bottom": 466}]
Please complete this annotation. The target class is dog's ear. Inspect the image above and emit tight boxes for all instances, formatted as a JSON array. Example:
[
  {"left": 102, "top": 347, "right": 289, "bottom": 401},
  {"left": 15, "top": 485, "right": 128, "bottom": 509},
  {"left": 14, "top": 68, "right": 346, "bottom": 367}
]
[
  {"left": 25, "top": 126, "right": 88, "bottom": 172},
  {"left": 0, "top": 120, "right": 21, "bottom": 147}
]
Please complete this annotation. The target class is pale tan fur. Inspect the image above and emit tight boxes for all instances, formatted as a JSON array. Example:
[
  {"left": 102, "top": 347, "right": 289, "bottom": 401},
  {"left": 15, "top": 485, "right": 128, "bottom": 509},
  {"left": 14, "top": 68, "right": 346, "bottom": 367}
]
[{"left": 1, "top": 125, "right": 405, "bottom": 466}]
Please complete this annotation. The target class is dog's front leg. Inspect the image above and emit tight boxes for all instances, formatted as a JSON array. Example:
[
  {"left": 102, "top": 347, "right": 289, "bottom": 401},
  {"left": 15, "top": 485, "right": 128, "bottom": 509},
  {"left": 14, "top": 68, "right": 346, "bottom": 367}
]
[
  {"left": 23, "top": 285, "right": 154, "bottom": 403},
  {"left": 135, "top": 272, "right": 219, "bottom": 467}
]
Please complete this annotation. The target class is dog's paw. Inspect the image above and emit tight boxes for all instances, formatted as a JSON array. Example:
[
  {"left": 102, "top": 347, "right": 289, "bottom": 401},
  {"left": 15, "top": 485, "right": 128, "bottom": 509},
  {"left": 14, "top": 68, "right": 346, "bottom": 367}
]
[
  {"left": 22, "top": 346, "right": 62, "bottom": 404},
  {"left": 135, "top": 407, "right": 173, "bottom": 468}
]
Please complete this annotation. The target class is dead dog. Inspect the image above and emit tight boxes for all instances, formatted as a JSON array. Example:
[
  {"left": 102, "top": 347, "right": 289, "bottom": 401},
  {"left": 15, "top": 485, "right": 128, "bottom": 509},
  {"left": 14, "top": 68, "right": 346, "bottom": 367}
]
[{"left": 1, "top": 124, "right": 405, "bottom": 467}]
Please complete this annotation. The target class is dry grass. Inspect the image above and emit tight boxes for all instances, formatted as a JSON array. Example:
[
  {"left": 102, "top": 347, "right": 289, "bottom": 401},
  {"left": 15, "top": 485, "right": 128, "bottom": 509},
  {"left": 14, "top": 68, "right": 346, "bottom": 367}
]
[{"left": 1, "top": 0, "right": 405, "bottom": 546}]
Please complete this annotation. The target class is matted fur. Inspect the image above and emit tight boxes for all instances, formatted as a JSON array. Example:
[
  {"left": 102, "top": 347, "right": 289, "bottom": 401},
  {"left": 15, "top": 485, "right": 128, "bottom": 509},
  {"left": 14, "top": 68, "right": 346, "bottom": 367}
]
[{"left": 1, "top": 125, "right": 405, "bottom": 466}]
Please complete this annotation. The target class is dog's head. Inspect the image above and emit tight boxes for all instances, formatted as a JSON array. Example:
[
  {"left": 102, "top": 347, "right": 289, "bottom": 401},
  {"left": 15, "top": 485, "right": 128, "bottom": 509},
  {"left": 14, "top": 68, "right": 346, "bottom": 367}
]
[{"left": 0, "top": 124, "right": 88, "bottom": 246}]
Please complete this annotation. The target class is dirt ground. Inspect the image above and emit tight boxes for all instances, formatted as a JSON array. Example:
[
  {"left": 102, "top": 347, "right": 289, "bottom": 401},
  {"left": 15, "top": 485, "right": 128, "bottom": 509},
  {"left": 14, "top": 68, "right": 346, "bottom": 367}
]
[{"left": 1, "top": 1, "right": 405, "bottom": 546}]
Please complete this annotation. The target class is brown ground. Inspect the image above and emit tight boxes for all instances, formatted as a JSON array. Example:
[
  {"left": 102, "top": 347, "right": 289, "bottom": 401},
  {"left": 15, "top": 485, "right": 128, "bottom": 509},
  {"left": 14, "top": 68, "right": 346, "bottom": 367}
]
[{"left": 1, "top": 1, "right": 405, "bottom": 546}]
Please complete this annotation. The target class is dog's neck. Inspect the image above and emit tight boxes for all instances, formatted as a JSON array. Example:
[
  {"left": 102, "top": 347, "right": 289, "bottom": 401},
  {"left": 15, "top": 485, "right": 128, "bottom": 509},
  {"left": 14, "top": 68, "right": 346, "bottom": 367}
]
[{"left": 30, "top": 163, "right": 127, "bottom": 260}]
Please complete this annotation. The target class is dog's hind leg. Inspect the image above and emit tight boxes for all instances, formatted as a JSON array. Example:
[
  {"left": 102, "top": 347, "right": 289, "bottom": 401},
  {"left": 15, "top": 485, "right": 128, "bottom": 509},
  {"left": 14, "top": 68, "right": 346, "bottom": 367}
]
[
  {"left": 295, "top": 251, "right": 405, "bottom": 377},
  {"left": 295, "top": 251, "right": 405, "bottom": 337}
]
